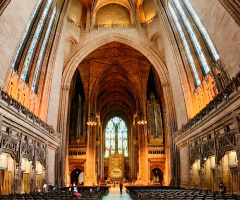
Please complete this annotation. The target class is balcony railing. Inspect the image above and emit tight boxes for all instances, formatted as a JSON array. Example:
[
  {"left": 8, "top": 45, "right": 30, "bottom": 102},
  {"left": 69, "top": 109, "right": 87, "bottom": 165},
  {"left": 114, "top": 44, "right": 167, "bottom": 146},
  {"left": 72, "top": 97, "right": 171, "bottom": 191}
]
[
  {"left": 67, "top": 18, "right": 86, "bottom": 29},
  {"left": 69, "top": 151, "right": 86, "bottom": 156},
  {"left": 0, "top": 87, "right": 55, "bottom": 135},
  {"left": 148, "top": 144, "right": 165, "bottom": 148},
  {"left": 148, "top": 150, "right": 165, "bottom": 154},
  {"left": 69, "top": 145, "right": 87, "bottom": 149},
  {"left": 94, "top": 23, "right": 135, "bottom": 29},
  {"left": 141, "top": 15, "right": 158, "bottom": 27}
]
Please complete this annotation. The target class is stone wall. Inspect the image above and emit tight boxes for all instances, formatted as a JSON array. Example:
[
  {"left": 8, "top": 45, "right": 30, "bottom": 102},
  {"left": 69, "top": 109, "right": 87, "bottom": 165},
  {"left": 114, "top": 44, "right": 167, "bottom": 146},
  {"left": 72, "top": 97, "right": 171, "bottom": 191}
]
[
  {"left": 189, "top": 0, "right": 240, "bottom": 78},
  {"left": 95, "top": 4, "right": 131, "bottom": 25},
  {"left": 68, "top": 0, "right": 83, "bottom": 24},
  {"left": 142, "top": 0, "right": 157, "bottom": 21},
  {"left": 0, "top": 0, "right": 38, "bottom": 87}
]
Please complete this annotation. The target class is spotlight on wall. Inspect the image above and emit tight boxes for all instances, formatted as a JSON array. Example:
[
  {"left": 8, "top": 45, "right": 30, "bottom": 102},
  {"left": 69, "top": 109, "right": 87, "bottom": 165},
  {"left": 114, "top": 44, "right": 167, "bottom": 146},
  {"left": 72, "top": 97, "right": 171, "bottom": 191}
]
[{"left": 204, "top": 157, "right": 207, "bottom": 161}]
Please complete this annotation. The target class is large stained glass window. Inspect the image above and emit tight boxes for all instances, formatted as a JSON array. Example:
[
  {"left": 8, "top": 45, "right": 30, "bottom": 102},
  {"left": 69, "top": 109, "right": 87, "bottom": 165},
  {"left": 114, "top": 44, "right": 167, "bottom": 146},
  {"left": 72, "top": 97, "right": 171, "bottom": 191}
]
[
  {"left": 32, "top": 7, "right": 56, "bottom": 92},
  {"left": 12, "top": 0, "right": 43, "bottom": 70},
  {"left": 182, "top": 0, "right": 220, "bottom": 61},
  {"left": 21, "top": 0, "right": 53, "bottom": 81},
  {"left": 105, "top": 117, "right": 128, "bottom": 157},
  {"left": 173, "top": 0, "right": 210, "bottom": 75},
  {"left": 169, "top": 3, "right": 200, "bottom": 85}
]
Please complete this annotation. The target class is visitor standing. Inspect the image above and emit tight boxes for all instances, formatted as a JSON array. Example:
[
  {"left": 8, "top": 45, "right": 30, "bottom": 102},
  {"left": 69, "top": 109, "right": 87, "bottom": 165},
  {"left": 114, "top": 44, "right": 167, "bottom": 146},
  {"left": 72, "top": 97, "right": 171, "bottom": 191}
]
[
  {"left": 119, "top": 181, "right": 123, "bottom": 194},
  {"left": 219, "top": 181, "right": 226, "bottom": 194}
]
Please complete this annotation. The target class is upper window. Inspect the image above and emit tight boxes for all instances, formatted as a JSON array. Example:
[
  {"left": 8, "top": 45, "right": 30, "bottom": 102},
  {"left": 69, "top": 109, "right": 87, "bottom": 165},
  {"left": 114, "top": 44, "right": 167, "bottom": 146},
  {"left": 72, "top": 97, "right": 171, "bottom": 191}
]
[{"left": 182, "top": 0, "right": 220, "bottom": 61}]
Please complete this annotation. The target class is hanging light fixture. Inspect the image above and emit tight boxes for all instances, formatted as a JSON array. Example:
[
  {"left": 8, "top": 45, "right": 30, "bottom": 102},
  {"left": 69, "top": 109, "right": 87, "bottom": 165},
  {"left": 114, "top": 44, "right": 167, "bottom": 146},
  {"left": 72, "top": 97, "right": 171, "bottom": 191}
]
[
  {"left": 87, "top": 61, "right": 97, "bottom": 126},
  {"left": 137, "top": 109, "right": 147, "bottom": 125},
  {"left": 87, "top": 111, "right": 97, "bottom": 126}
]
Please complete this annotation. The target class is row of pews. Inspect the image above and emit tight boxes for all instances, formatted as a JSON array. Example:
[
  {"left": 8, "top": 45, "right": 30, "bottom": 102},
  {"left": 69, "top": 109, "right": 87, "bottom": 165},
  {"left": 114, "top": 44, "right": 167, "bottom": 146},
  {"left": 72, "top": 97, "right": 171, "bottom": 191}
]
[
  {"left": 0, "top": 186, "right": 110, "bottom": 200},
  {"left": 125, "top": 186, "right": 239, "bottom": 200}
]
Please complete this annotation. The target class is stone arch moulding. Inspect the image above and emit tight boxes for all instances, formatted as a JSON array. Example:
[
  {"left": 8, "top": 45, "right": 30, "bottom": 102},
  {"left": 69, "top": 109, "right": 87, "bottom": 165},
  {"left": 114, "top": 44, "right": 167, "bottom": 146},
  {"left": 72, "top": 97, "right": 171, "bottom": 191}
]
[
  {"left": 58, "top": 34, "right": 177, "bottom": 186},
  {"left": 150, "top": 164, "right": 165, "bottom": 174},
  {"left": 69, "top": 165, "right": 84, "bottom": 174}
]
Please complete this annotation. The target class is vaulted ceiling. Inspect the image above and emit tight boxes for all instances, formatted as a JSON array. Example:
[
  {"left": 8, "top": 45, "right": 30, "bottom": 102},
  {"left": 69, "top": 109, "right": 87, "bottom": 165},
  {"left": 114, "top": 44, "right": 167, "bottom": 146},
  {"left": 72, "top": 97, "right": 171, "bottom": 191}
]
[{"left": 77, "top": 42, "right": 153, "bottom": 123}]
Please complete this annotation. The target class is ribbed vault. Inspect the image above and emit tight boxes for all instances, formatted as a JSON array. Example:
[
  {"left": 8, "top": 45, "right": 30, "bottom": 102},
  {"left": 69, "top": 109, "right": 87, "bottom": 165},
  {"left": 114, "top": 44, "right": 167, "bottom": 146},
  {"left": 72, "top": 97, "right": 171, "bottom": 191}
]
[{"left": 77, "top": 42, "right": 152, "bottom": 124}]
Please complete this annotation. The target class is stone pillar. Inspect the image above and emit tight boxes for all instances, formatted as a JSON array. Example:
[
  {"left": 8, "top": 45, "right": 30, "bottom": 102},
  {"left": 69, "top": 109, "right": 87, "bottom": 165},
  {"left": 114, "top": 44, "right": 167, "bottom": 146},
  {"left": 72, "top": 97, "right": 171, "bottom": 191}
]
[
  {"left": 30, "top": 166, "right": 37, "bottom": 193},
  {"left": 83, "top": 101, "right": 87, "bottom": 143},
  {"left": 15, "top": 164, "right": 22, "bottom": 193},
  {"left": 138, "top": 124, "right": 148, "bottom": 184},
  {"left": 76, "top": 95, "right": 82, "bottom": 141},
  {"left": 135, "top": 5, "right": 142, "bottom": 29},
  {"left": 100, "top": 126, "right": 104, "bottom": 180},
  {"left": 86, "top": 7, "right": 91, "bottom": 32},
  {"left": 115, "top": 125, "right": 118, "bottom": 152},
  {"left": 237, "top": 153, "right": 240, "bottom": 195},
  {"left": 85, "top": 125, "right": 96, "bottom": 185}
]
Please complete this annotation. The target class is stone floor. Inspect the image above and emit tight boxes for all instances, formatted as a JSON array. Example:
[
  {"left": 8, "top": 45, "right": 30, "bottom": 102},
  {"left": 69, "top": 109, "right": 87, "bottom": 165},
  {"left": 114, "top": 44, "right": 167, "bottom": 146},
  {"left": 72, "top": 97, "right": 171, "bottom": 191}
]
[{"left": 102, "top": 187, "right": 132, "bottom": 200}]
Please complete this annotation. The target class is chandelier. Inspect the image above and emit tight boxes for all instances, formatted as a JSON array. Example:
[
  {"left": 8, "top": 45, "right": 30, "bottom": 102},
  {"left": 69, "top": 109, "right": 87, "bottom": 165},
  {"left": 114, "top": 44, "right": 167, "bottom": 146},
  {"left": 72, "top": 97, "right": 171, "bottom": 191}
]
[
  {"left": 87, "top": 111, "right": 97, "bottom": 126},
  {"left": 137, "top": 110, "right": 147, "bottom": 125}
]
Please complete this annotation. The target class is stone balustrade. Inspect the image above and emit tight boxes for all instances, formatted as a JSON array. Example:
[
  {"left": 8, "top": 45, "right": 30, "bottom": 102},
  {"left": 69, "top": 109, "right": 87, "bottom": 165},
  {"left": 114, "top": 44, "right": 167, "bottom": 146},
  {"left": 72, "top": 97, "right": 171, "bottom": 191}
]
[
  {"left": 0, "top": 86, "right": 56, "bottom": 136},
  {"left": 176, "top": 72, "right": 240, "bottom": 136}
]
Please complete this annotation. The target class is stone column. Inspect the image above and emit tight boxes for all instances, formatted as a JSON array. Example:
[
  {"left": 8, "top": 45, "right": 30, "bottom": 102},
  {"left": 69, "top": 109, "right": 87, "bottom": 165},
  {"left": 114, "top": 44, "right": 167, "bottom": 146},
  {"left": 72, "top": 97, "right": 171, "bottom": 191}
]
[
  {"left": 15, "top": 164, "right": 22, "bottom": 193},
  {"left": 83, "top": 101, "right": 87, "bottom": 143},
  {"left": 115, "top": 125, "right": 118, "bottom": 152},
  {"left": 138, "top": 124, "right": 148, "bottom": 184},
  {"left": 30, "top": 165, "right": 37, "bottom": 193},
  {"left": 100, "top": 126, "right": 104, "bottom": 180},
  {"left": 135, "top": 5, "right": 142, "bottom": 29},
  {"left": 76, "top": 95, "right": 82, "bottom": 142},
  {"left": 0, "top": 114, "right": 2, "bottom": 138},
  {"left": 86, "top": 7, "right": 91, "bottom": 32},
  {"left": 85, "top": 125, "right": 96, "bottom": 185}
]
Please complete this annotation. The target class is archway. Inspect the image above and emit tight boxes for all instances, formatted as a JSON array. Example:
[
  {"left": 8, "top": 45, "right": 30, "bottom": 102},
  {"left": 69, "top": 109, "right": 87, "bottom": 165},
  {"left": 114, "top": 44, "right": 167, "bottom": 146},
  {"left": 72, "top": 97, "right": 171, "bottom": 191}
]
[
  {"left": 70, "top": 168, "right": 82, "bottom": 185},
  {"left": 58, "top": 35, "right": 177, "bottom": 186},
  {"left": 0, "top": 153, "right": 14, "bottom": 195},
  {"left": 150, "top": 168, "right": 163, "bottom": 184}
]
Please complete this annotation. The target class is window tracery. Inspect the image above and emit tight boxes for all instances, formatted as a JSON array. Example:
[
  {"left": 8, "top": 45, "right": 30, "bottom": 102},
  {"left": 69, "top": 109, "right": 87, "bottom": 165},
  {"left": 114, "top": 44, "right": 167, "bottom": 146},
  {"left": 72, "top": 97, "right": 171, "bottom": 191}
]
[
  {"left": 169, "top": 3, "right": 200, "bottom": 86},
  {"left": 172, "top": 0, "right": 210, "bottom": 75},
  {"left": 182, "top": 0, "right": 220, "bottom": 61},
  {"left": 32, "top": 7, "right": 56, "bottom": 92},
  {"left": 105, "top": 117, "right": 128, "bottom": 157},
  {"left": 12, "top": 0, "right": 43, "bottom": 71},
  {"left": 21, "top": 0, "right": 53, "bottom": 81}
]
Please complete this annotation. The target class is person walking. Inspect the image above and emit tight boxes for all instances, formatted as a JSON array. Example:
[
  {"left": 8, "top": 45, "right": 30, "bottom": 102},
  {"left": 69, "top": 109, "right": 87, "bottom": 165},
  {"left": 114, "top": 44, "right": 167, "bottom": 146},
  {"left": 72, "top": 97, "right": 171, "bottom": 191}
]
[{"left": 119, "top": 181, "right": 123, "bottom": 194}]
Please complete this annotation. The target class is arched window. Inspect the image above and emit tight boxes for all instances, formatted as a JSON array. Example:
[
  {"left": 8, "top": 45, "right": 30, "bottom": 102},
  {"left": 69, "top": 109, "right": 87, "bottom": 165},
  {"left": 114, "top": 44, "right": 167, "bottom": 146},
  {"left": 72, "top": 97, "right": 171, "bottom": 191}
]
[
  {"left": 32, "top": 7, "right": 56, "bottom": 92},
  {"left": 11, "top": 0, "right": 56, "bottom": 92},
  {"left": 12, "top": 0, "right": 43, "bottom": 70},
  {"left": 172, "top": 0, "right": 210, "bottom": 75},
  {"left": 169, "top": 0, "right": 220, "bottom": 84},
  {"left": 182, "top": 0, "right": 219, "bottom": 61},
  {"left": 169, "top": 3, "right": 200, "bottom": 86},
  {"left": 21, "top": 0, "right": 53, "bottom": 82},
  {"left": 105, "top": 117, "right": 128, "bottom": 157}
]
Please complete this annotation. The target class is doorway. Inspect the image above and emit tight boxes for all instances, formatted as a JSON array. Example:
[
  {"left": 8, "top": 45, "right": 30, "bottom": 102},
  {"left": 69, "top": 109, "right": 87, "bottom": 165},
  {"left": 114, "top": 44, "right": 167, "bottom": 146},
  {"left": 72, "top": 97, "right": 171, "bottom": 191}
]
[
  {"left": 150, "top": 168, "right": 163, "bottom": 184},
  {"left": 70, "top": 168, "right": 82, "bottom": 185},
  {"left": 1, "top": 170, "right": 12, "bottom": 194}
]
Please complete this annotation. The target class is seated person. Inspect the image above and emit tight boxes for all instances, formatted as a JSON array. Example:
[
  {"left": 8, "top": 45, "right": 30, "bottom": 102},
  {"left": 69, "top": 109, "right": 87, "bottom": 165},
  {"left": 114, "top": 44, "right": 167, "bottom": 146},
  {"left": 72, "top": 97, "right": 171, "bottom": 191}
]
[{"left": 73, "top": 190, "right": 82, "bottom": 198}]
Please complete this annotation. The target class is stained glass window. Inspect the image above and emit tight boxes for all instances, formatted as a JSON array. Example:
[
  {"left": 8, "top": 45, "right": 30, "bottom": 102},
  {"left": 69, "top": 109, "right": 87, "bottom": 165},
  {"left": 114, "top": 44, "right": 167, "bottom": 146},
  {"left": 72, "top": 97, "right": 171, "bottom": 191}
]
[
  {"left": 21, "top": 0, "right": 53, "bottom": 81},
  {"left": 12, "top": 0, "right": 42, "bottom": 70},
  {"left": 173, "top": 0, "right": 210, "bottom": 75},
  {"left": 169, "top": 3, "right": 200, "bottom": 85},
  {"left": 32, "top": 7, "right": 56, "bottom": 92},
  {"left": 183, "top": 0, "right": 220, "bottom": 61},
  {"left": 105, "top": 117, "right": 128, "bottom": 157}
]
